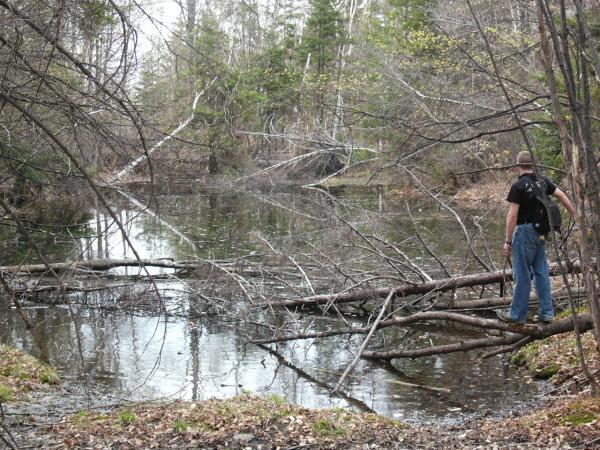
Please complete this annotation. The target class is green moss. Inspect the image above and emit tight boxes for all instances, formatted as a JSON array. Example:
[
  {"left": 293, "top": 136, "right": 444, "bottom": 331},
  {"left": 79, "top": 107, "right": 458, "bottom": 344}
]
[
  {"left": 533, "top": 364, "right": 559, "bottom": 379},
  {"left": 0, "top": 345, "right": 60, "bottom": 400},
  {"left": 1, "top": 367, "right": 15, "bottom": 377},
  {"left": 511, "top": 351, "right": 528, "bottom": 366},
  {"left": 73, "top": 411, "right": 89, "bottom": 425},
  {"left": 562, "top": 410, "right": 596, "bottom": 426},
  {"left": 513, "top": 341, "right": 542, "bottom": 366},
  {"left": 381, "top": 416, "right": 406, "bottom": 428}
]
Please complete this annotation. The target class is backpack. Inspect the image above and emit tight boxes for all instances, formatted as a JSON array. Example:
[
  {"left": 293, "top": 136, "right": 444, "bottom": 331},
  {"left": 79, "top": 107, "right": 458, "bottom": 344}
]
[{"left": 523, "top": 175, "right": 562, "bottom": 235}]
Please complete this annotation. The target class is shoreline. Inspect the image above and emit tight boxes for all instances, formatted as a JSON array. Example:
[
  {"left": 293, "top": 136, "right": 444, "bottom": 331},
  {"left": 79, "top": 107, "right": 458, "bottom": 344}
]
[{"left": 2, "top": 327, "right": 598, "bottom": 448}]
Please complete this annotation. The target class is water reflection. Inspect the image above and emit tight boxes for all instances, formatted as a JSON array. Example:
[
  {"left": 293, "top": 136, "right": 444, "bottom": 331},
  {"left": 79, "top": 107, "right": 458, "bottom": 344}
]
[
  {"left": 0, "top": 185, "right": 529, "bottom": 422},
  {"left": 0, "top": 295, "right": 538, "bottom": 422}
]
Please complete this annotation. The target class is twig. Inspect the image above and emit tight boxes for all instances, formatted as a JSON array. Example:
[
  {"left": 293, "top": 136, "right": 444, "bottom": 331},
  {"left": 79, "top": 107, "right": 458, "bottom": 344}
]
[
  {"left": 481, "top": 336, "right": 533, "bottom": 360},
  {"left": 332, "top": 289, "right": 396, "bottom": 394}
]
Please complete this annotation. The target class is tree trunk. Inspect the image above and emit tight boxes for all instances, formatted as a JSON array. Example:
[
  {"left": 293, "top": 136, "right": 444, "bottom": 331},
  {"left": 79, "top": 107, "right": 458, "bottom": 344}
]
[{"left": 266, "top": 260, "right": 586, "bottom": 308}]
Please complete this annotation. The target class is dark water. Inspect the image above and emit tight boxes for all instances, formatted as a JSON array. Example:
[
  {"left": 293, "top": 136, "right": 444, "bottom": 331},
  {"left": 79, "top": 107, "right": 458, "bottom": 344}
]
[{"left": 0, "top": 184, "right": 538, "bottom": 423}]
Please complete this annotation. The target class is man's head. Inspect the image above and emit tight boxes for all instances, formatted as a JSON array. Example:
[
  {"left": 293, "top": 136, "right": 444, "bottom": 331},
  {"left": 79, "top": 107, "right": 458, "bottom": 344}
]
[{"left": 516, "top": 151, "right": 534, "bottom": 172}]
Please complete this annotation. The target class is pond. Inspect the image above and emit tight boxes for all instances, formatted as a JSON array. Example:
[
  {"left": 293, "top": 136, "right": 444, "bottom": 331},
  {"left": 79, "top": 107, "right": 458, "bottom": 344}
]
[{"left": 0, "top": 183, "right": 541, "bottom": 424}]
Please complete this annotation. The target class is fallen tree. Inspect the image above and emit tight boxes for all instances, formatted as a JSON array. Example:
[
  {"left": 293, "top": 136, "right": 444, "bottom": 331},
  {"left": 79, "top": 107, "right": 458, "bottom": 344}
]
[
  {"left": 0, "top": 258, "right": 272, "bottom": 277},
  {"left": 0, "top": 259, "right": 201, "bottom": 274},
  {"left": 361, "top": 313, "right": 594, "bottom": 360},
  {"left": 265, "top": 260, "right": 585, "bottom": 308},
  {"left": 253, "top": 312, "right": 594, "bottom": 368},
  {"left": 432, "top": 288, "right": 587, "bottom": 310},
  {"left": 252, "top": 312, "right": 593, "bottom": 346}
]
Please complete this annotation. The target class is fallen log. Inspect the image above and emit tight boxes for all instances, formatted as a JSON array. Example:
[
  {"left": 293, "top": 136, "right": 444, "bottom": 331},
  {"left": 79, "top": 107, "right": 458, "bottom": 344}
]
[
  {"left": 363, "top": 335, "right": 525, "bottom": 360},
  {"left": 0, "top": 258, "right": 273, "bottom": 277},
  {"left": 433, "top": 289, "right": 587, "bottom": 310},
  {"left": 265, "top": 260, "right": 584, "bottom": 308},
  {"left": 361, "top": 313, "right": 594, "bottom": 361},
  {"left": 251, "top": 311, "right": 593, "bottom": 346},
  {"left": 0, "top": 259, "right": 201, "bottom": 274}
]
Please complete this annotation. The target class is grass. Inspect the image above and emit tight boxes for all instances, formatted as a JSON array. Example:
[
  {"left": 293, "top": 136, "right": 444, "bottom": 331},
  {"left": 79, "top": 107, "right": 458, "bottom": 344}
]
[
  {"left": 173, "top": 419, "right": 189, "bottom": 432},
  {"left": 265, "top": 393, "right": 286, "bottom": 405},
  {"left": 0, "top": 384, "right": 13, "bottom": 402},
  {"left": 562, "top": 409, "right": 596, "bottom": 426},
  {"left": 38, "top": 366, "right": 60, "bottom": 384},
  {"left": 118, "top": 409, "right": 136, "bottom": 427},
  {"left": 313, "top": 418, "right": 347, "bottom": 437}
]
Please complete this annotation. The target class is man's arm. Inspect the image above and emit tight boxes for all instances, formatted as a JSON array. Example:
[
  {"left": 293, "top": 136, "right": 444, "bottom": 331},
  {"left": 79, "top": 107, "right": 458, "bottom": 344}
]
[
  {"left": 552, "top": 188, "right": 575, "bottom": 218},
  {"left": 504, "top": 202, "right": 519, "bottom": 256}
]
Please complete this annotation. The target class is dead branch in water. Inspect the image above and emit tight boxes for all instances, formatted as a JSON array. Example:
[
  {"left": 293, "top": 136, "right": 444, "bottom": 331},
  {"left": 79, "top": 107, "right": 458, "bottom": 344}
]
[
  {"left": 264, "top": 260, "right": 585, "bottom": 308},
  {"left": 361, "top": 313, "right": 593, "bottom": 361}
]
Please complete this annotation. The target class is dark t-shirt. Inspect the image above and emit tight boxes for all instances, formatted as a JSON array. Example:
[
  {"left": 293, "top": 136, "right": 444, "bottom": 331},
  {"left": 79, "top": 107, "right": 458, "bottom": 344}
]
[{"left": 506, "top": 173, "right": 557, "bottom": 225}]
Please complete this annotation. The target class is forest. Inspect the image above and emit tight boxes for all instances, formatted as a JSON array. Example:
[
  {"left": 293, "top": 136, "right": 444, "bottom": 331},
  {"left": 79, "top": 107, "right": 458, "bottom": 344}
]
[{"left": 0, "top": 0, "right": 600, "bottom": 448}]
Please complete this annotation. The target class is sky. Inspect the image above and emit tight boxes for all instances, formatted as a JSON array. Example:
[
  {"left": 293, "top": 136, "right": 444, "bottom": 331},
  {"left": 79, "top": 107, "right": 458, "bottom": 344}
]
[{"left": 135, "top": 0, "right": 182, "bottom": 56}]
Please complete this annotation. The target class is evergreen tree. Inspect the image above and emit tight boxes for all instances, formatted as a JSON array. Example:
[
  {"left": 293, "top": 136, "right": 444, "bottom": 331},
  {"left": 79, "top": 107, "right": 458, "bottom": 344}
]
[{"left": 301, "top": 0, "right": 345, "bottom": 122}]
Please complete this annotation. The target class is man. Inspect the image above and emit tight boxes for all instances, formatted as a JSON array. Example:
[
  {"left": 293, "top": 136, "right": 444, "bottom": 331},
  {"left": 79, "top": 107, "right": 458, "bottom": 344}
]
[{"left": 500, "top": 151, "right": 575, "bottom": 324}]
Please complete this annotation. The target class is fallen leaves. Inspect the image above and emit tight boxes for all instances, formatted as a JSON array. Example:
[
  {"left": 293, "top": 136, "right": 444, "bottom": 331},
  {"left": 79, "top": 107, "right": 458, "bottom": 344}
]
[{"left": 53, "top": 395, "right": 407, "bottom": 449}]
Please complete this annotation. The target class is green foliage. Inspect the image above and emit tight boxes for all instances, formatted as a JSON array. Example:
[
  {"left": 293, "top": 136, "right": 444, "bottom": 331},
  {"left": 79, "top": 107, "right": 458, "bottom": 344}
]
[
  {"left": 529, "top": 120, "right": 564, "bottom": 178},
  {"left": 301, "top": 0, "right": 346, "bottom": 75},
  {"left": 423, "top": 156, "right": 450, "bottom": 184},
  {"left": 38, "top": 366, "right": 60, "bottom": 384},
  {"left": 193, "top": 16, "right": 230, "bottom": 84},
  {"left": 80, "top": 1, "right": 117, "bottom": 29},
  {"left": 74, "top": 411, "right": 89, "bottom": 425},
  {"left": 369, "top": 0, "right": 461, "bottom": 70},
  {"left": 388, "top": 0, "right": 430, "bottom": 32},
  {"left": 351, "top": 149, "right": 375, "bottom": 163}
]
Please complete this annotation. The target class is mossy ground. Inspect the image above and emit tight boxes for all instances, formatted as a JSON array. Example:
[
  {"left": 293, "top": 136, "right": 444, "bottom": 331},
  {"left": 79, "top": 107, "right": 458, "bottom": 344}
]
[
  {"left": 513, "top": 327, "right": 599, "bottom": 385},
  {"left": 0, "top": 344, "right": 59, "bottom": 402}
]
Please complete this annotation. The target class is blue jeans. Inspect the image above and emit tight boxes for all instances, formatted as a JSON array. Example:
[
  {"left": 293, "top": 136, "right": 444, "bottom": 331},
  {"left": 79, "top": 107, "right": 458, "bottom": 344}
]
[{"left": 510, "top": 224, "right": 554, "bottom": 322}]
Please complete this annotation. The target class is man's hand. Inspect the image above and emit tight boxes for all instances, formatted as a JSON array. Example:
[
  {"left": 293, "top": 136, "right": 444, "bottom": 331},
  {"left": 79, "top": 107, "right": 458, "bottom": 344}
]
[{"left": 503, "top": 242, "right": 512, "bottom": 256}]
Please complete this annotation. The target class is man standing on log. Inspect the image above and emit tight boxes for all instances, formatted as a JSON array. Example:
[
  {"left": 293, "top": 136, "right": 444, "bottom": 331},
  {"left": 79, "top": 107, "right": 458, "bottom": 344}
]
[{"left": 500, "top": 151, "right": 575, "bottom": 324}]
